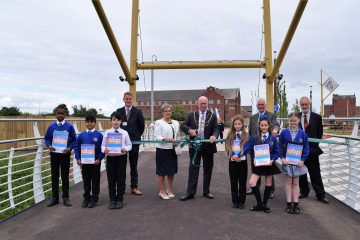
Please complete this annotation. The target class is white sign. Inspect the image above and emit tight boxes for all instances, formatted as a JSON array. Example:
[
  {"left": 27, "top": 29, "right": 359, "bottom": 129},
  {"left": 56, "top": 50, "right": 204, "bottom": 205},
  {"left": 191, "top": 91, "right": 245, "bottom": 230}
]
[{"left": 324, "top": 77, "right": 339, "bottom": 92}]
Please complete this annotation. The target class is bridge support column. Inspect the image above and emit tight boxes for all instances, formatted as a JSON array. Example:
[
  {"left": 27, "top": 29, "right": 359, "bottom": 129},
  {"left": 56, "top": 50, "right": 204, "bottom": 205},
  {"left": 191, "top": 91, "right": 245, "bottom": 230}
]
[{"left": 33, "top": 122, "right": 45, "bottom": 203}]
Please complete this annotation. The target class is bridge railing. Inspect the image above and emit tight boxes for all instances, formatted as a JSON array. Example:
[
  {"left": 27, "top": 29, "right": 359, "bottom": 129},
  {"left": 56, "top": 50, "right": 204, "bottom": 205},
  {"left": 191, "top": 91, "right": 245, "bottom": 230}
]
[
  {"left": 0, "top": 118, "right": 153, "bottom": 221},
  {"left": 1, "top": 118, "right": 359, "bottom": 221}
]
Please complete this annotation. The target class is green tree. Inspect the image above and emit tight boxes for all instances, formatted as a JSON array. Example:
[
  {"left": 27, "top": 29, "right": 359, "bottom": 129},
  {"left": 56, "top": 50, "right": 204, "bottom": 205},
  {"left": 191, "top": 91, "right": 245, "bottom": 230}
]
[
  {"left": 291, "top": 99, "right": 301, "bottom": 114},
  {"left": 72, "top": 105, "right": 98, "bottom": 117},
  {"left": 171, "top": 105, "right": 188, "bottom": 121},
  {"left": 275, "top": 78, "right": 289, "bottom": 118},
  {"left": 0, "top": 107, "right": 22, "bottom": 116},
  {"left": 52, "top": 104, "right": 70, "bottom": 115}
]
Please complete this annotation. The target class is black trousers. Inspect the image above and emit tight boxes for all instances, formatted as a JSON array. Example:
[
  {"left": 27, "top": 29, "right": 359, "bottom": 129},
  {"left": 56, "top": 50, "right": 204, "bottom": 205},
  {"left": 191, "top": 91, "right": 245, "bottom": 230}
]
[
  {"left": 106, "top": 155, "right": 127, "bottom": 201},
  {"left": 229, "top": 160, "right": 248, "bottom": 204},
  {"left": 82, "top": 164, "right": 101, "bottom": 201},
  {"left": 50, "top": 152, "right": 70, "bottom": 199},
  {"left": 187, "top": 149, "right": 213, "bottom": 195},
  {"left": 128, "top": 145, "right": 139, "bottom": 189},
  {"left": 300, "top": 151, "right": 325, "bottom": 199}
]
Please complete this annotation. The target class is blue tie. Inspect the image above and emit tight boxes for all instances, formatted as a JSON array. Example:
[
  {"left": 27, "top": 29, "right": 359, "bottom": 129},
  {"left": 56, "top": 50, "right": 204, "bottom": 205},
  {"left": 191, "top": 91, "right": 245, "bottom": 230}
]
[{"left": 262, "top": 135, "right": 267, "bottom": 143}]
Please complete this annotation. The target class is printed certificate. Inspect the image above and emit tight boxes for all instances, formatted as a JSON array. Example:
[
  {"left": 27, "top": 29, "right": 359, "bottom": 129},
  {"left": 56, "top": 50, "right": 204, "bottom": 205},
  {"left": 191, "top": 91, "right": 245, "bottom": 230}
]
[
  {"left": 107, "top": 133, "right": 123, "bottom": 154},
  {"left": 52, "top": 130, "right": 69, "bottom": 153},
  {"left": 81, "top": 144, "right": 95, "bottom": 164},
  {"left": 254, "top": 144, "right": 271, "bottom": 166},
  {"left": 232, "top": 140, "right": 241, "bottom": 156},
  {"left": 286, "top": 143, "right": 303, "bottom": 165}
]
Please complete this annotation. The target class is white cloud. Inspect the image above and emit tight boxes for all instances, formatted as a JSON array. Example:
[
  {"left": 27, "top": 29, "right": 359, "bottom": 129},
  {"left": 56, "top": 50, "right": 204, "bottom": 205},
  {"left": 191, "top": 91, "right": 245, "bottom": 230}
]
[{"left": 0, "top": 0, "right": 359, "bottom": 116}]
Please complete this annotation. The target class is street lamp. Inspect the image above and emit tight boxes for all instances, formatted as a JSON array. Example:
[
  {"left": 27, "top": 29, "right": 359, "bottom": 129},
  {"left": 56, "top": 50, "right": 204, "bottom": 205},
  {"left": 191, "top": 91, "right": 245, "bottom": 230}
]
[{"left": 151, "top": 55, "right": 157, "bottom": 123}]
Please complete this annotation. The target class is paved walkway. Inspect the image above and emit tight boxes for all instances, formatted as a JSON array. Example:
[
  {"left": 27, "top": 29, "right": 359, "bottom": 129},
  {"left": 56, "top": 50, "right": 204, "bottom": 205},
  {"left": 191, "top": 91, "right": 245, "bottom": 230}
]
[{"left": 0, "top": 151, "right": 359, "bottom": 240}]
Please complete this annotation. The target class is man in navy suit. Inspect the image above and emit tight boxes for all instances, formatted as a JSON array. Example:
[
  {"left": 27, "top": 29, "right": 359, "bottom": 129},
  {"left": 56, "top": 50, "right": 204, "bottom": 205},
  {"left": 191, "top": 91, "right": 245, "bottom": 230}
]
[
  {"left": 180, "top": 96, "right": 219, "bottom": 201},
  {"left": 297, "top": 96, "right": 329, "bottom": 204},
  {"left": 116, "top": 92, "right": 145, "bottom": 195}
]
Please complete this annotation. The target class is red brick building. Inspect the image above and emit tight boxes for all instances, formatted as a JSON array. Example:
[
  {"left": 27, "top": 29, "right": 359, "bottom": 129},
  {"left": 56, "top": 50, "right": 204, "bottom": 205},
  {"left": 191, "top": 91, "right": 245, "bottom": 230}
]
[
  {"left": 324, "top": 94, "right": 357, "bottom": 117},
  {"left": 136, "top": 86, "right": 241, "bottom": 122}
]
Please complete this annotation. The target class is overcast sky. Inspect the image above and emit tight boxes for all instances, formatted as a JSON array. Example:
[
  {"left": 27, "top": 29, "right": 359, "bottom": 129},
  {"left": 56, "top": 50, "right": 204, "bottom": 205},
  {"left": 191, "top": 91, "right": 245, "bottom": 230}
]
[{"left": 1, "top": 0, "right": 359, "bottom": 115}]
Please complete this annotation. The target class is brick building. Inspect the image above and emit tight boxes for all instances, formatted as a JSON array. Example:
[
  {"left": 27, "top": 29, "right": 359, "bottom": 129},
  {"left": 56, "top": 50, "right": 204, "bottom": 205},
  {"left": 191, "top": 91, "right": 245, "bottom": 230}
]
[
  {"left": 324, "top": 94, "right": 357, "bottom": 117},
  {"left": 136, "top": 86, "right": 241, "bottom": 122}
]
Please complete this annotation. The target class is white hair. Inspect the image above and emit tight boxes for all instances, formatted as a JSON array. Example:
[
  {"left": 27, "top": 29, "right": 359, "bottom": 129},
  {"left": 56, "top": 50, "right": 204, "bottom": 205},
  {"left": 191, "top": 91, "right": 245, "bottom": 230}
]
[
  {"left": 257, "top": 98, "right": 266, "bottom": 104},
  {"left": 299, "top": 96, "right": 311, "bottom": 104}
]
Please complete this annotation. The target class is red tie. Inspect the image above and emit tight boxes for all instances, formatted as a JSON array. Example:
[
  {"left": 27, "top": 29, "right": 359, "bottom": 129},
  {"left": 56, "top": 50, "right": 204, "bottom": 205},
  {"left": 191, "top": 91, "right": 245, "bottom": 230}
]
[{"left": 304, "top": 114, "right": 309, "bottom": 130}]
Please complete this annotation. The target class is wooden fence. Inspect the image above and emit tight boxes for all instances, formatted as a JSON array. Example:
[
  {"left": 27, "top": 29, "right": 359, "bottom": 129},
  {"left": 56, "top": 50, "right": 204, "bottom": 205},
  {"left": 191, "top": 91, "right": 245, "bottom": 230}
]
[{"left": 0, "top": 116, "right": 111, "bottom": 150}]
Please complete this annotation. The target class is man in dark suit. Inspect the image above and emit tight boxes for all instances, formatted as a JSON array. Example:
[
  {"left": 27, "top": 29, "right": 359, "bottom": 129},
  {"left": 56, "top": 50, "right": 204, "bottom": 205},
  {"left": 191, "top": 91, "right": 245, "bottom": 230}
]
[
  {"left": 180, "top": 96, "right": 219, "bottom": 201},
  {"left": 297, "top": 96, "right": 329, "bottom": 203},
  {"left": 246, "top": 98, "right": 280, "bottom": 198},
  {"left": 116, "top": 92, "right": 145, "bottom": 195}
]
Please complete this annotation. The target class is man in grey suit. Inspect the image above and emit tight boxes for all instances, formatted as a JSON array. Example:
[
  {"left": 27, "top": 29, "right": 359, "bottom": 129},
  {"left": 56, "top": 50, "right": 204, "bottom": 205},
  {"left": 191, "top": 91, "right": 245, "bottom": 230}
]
[{"left": 246, "top": 98, "right": 280, "bottom": 198}]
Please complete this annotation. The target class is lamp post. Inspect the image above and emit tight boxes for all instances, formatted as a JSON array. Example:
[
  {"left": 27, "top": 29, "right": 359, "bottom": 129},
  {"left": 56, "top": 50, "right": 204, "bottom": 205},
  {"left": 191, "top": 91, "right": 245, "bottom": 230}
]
[
  {"left": 151, "top": 55, "right": 157, "bottom": 123},
  {"left": 310, "top": 86, "right": 312, "bottom": 111}
]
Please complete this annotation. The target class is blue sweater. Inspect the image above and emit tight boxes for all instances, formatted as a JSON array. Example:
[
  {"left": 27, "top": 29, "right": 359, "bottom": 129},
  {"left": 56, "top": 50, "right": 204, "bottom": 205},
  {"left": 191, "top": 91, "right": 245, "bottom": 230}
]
[
  {"left": 44, "top": 121, "right": 77, "bottom": 150},
  {"left": 279, "top": 128, "right": 310, "bottom": 161},
  {"left": 228, "top": 133, "right": 251, "bottom": 157},
  {"left": 74, "top": 130, "right": 105, "bottom": 161},
  {"left": 250, "top": 135, "right": 279, "bottom": 161}
]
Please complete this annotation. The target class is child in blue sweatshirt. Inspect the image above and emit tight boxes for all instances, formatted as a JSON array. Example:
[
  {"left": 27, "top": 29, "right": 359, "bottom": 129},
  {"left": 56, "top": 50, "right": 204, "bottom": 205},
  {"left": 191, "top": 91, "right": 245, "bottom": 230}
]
[
  {"left": 249, "top": 115, "right": 281, "bottom": 213},
  {"left": 75, "top": 115, "right": 104, "bottom": 208},
  {"left": 225, "top": 115, "right": 251, "bottom": 209},
  {"left": 279, "top": 112, "right": 309, "bottom": 214},
  {"left": 44, "top": 106, "right": 77, "bottom": 207}
]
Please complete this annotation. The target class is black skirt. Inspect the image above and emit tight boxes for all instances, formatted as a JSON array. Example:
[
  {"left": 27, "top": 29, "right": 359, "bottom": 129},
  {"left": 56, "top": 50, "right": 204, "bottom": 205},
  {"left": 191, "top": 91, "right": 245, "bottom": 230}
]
[
  {"left": 156, "top": 148, "right": 178, "bottom": 176},
  {"left": 251, "top": 160, "right": 281, "bottom": 176}
]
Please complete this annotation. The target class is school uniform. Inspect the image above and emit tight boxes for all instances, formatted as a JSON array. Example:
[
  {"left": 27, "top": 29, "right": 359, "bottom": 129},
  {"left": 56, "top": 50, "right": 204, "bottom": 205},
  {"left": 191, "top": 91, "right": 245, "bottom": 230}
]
[
  {"left": 74, "top": 129, "right": 104, "bottom": 202},
  {"left": 279, "top": 128, "right": 310, "bottom": 177},
  {"left": 228, "top": 131, "right": 251, "bottom": 206},
  {"left": 249, "top": 133, "right": 280, "bottom": 212},
  {"left": 101, "top": 128, "right": 132, "bottom": 202},
  {"left": 250, "top": 133, "right": 281, "bottom": 176},
  {"left": 44, "top": 120, "right": 77, "bottom": 201}
]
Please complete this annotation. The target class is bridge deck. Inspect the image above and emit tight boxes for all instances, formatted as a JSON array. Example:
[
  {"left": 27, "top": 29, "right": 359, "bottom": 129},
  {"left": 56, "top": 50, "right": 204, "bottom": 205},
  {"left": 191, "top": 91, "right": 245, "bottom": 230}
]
[{"left": 0, "top": 151, "right": 359, "bottom": 240}]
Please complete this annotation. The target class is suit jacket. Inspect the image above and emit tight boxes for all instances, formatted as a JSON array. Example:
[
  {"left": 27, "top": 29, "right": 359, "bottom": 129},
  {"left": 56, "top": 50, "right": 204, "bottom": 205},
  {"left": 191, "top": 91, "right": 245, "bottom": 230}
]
[
  {"left": 181, "top": 110, "right": 219, "bottom": 153},
  {"left": 249, "top": 111, "right": 279, "bottom": 137},
  {"left": 296, "top": 111, "right": 323, "bottom": 155},
  {"left": 116, "top": 106, "right": 145, "bottom": 141}
]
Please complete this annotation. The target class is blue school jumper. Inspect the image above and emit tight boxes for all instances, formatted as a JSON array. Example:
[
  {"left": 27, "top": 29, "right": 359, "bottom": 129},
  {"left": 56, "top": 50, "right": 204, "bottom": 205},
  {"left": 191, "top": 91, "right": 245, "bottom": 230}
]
[
  {"left": 279, "top": 128, "right": 310, "bottom": 177},
  {"left": 250, "top": 135, "right": 281, "bottom": 176},
  {"left": 228, "top": 133, "right": 251, "bottom": 205}
]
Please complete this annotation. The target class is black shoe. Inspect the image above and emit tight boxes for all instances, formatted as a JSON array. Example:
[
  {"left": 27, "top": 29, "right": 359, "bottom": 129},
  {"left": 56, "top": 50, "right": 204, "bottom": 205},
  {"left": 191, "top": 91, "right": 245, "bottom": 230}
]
[
  {"left": 293, "top": 206, "right": 300, "bottom": 214},
  {"left": 109, "top": 201, "right": 116, "bottom": 209},
  {"left": 246, "top": 189, "right": 254, "bottom": 195},
  {"left": 82, "top": 199, "right": 90, "bottom": 208},
  {"left": 115, "top": 201, "right": 123, "bottom": 209},
  {"left": 285, "top": 205, "right": 294, "bottom": 214},
  {"left": 250, "top": 205, "right": 263, "bottom": 211},
  {"left": 179, "top": 194, "right": 194, "bottom": 201},
  {"left": 238, "top": 203, "right": 245, "bottom": 209},
  {"left": 263, "top": 206, "right": 271, "bottom": 213},
  {"left": 203, "top": 193, "right": 214, "bottom": 199},
  {"left": 88, "top": 200, "right": 99, "bottom": 208},
  {"left": 232, "top": 203, "right": 239, "bottom": 208},
  {"left": 299, "top": 194, "right": 308, "bottom": 199},
  {"left": 318, "top": 197, "right": 329, "bottom": 204},
  {"left": 63, "top": 198, "right": 72, "bottom": 207},
  {"left": 47, "top": 198, "right": 59, "bottom": 207},
  {"left": 269, "top": 192, "right": 274, "bottom": 199}
]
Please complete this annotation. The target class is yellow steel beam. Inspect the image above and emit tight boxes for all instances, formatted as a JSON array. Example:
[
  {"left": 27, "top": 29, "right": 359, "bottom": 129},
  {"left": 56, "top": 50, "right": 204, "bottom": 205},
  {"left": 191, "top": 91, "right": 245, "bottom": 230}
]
[
  {"left": 138, "top": 61, "right": 264, "bottom": 70},
  {"left": 92, "top": 0, "right": 132, "bottom": 82},
  {"left": 268, "top": 0, "right": 308, "bottom": 84},
  {"left": 263, "top": 0, "right": 274, "bottom": 112},
  {"left": 129, "top": 0, "right": 139, "bottom": 104}
]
